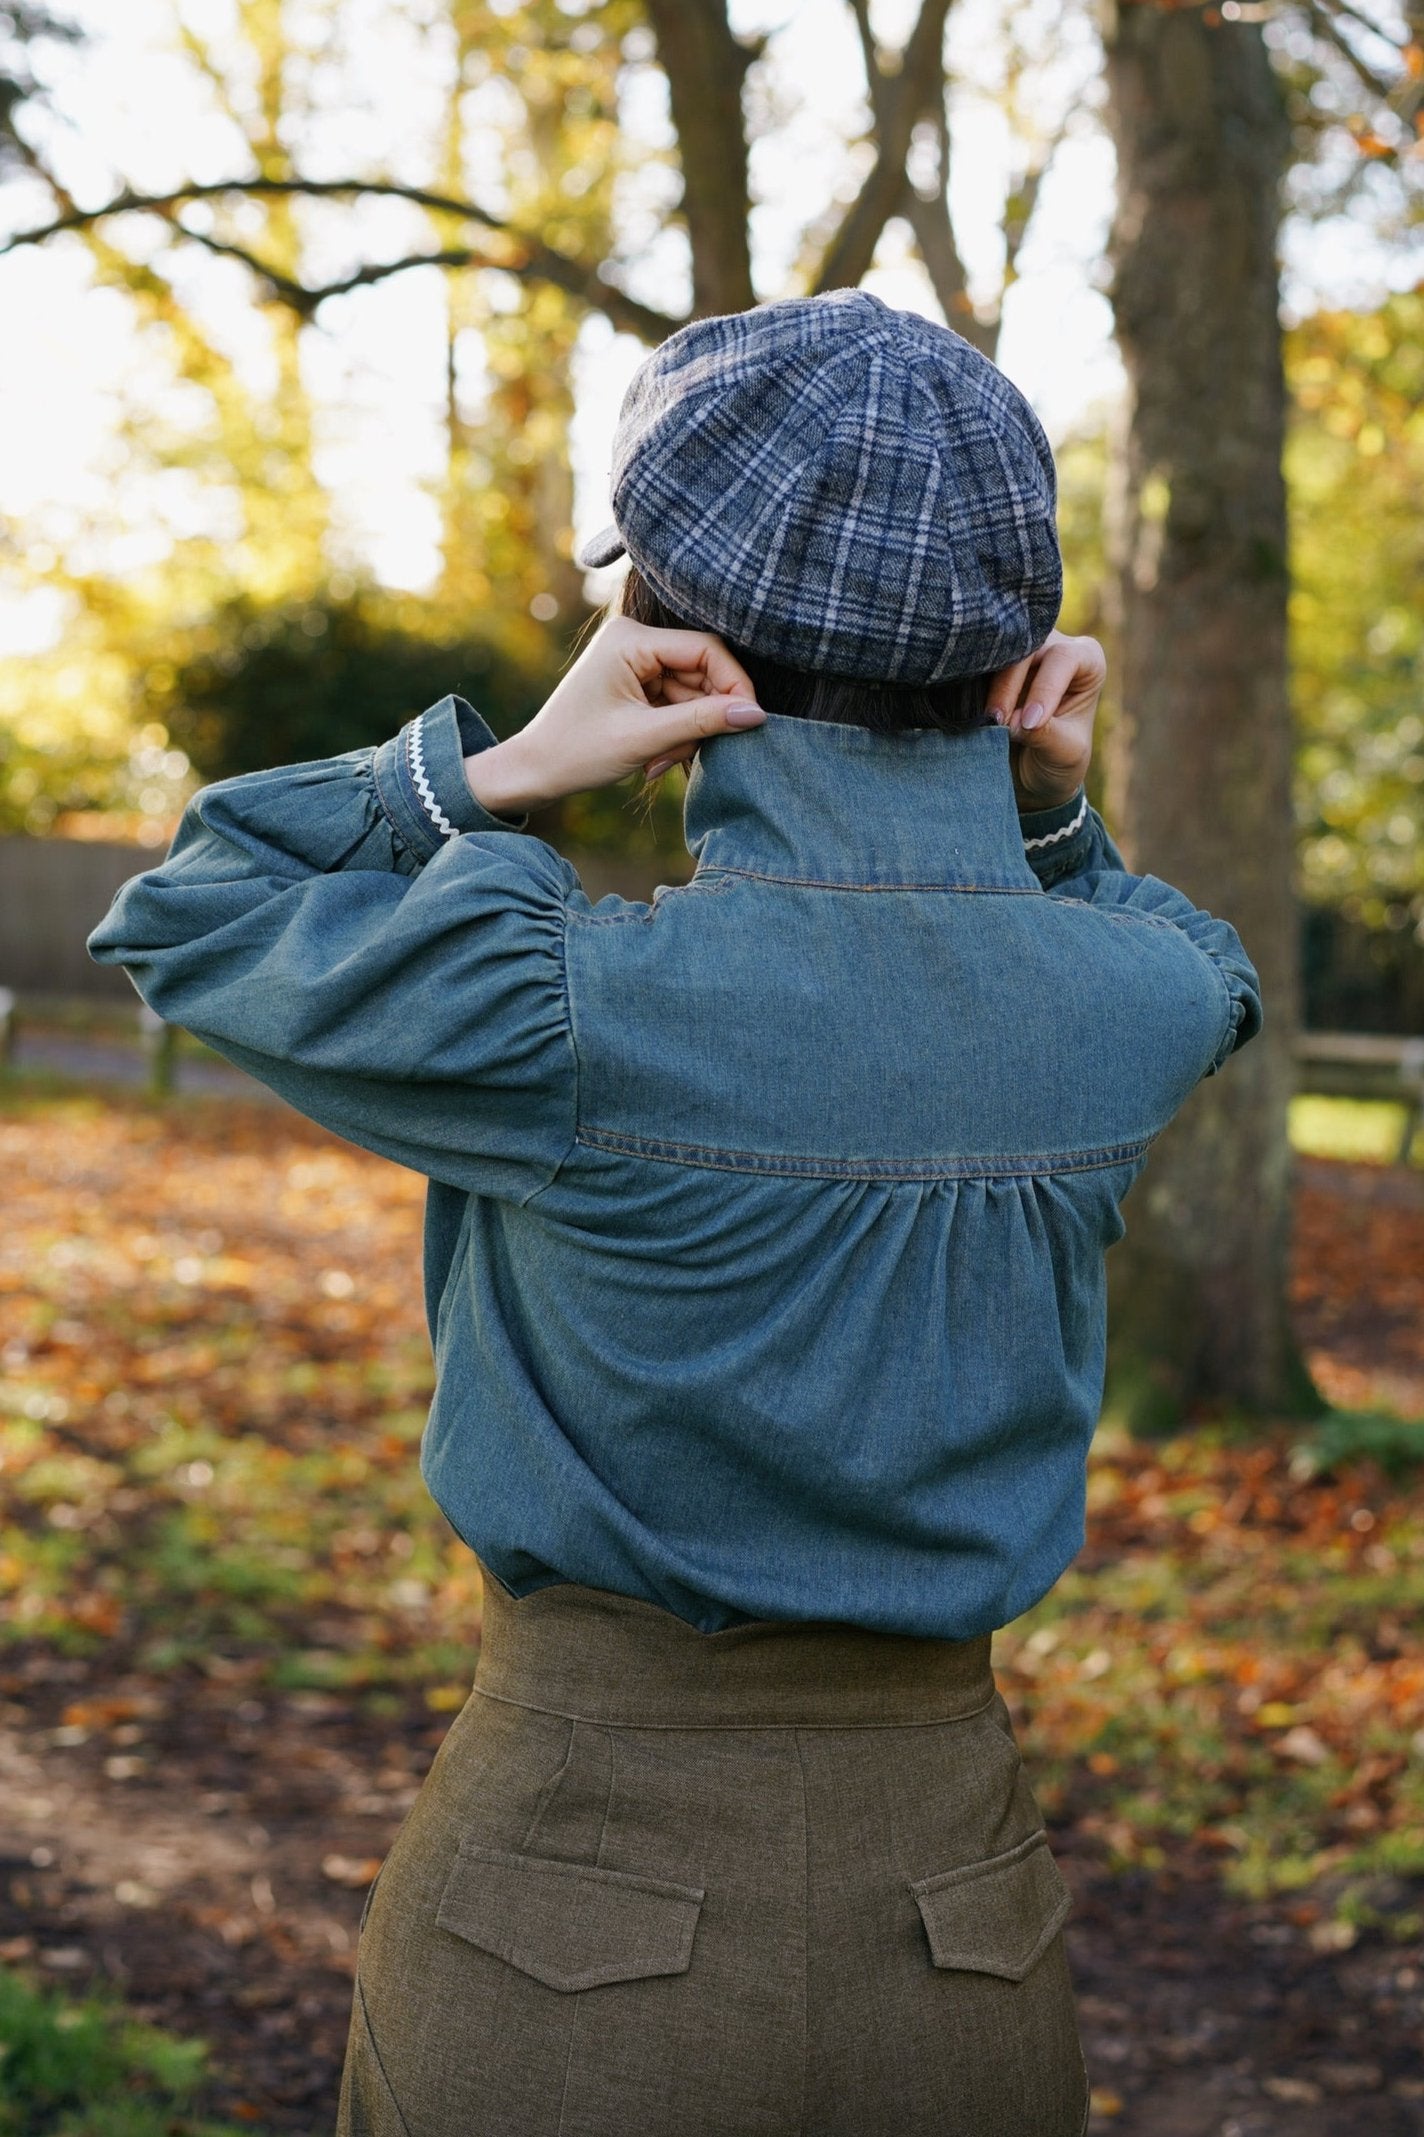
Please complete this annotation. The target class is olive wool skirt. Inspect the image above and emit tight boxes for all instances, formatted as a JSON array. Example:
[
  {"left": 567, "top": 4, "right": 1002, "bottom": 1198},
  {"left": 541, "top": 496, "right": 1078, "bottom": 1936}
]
[{"left": 337, "top": 1569, "right": 1089, "bottom": 2137}]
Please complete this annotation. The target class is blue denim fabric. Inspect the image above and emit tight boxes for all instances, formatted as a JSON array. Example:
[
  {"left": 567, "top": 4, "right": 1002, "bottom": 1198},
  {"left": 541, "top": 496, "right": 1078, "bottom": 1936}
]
[{"left": 89, "top": 695, "right": 1262, "bottom": 1638}]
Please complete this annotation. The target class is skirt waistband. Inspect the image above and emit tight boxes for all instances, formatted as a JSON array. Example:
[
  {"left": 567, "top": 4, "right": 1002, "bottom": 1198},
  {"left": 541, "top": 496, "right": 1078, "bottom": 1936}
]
[{"left": 472, "top": 1567, "right": 996, "bottom": 1729}]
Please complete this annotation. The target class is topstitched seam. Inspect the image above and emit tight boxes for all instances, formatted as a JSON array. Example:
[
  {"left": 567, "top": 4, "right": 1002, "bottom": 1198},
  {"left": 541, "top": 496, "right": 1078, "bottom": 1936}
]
[
  {"left": 573, "top": 1127, "right": 1153, "bottom": 1182},
  {"left": 472, "top": 1685, "right": 999, "bottom": 1732},
  {"left": 553, "top": 1726, "right": 616, "bottom": 2137},
  {"left": 795, "top": 1729, "right": 810, "bottom": 2137},
  {"left": 695, "top": 865, "right": 1044, "bottom": 895},
  {"left": 353, "top": 1977, "right": 415, "bottom": 2137},
  {"left": 518, "top": 1714, "right": 577, "bottom": 1853}
]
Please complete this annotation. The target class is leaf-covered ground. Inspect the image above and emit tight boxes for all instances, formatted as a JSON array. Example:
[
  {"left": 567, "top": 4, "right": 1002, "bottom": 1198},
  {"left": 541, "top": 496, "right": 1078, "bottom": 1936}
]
[{"left": 1, "top": 1084, "right": 1422, "bottom": 2134}]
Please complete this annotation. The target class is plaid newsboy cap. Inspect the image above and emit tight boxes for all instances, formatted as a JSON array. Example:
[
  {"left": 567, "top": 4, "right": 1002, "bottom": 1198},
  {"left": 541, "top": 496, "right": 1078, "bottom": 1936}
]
[{"left": 579, "top": 289, "right": 1062, "bottom": 684}]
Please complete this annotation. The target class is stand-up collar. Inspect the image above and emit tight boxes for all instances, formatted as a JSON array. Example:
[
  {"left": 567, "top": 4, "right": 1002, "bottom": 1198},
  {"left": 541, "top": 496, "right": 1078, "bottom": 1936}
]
[{"left": 684, "top": 712, "right": 1041, "bottom": 889}]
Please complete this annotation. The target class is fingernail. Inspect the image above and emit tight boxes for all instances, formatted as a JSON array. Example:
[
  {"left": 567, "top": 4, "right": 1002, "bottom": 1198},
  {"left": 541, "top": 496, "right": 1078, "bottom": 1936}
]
[
  {"left": 1021, "top": 702, "right": 1047, "bottom": 731},
  {"left": 726, "top": 701, "right": 765, "bottom": 727},
  {"left": 645, "top": 757, "right": 672, "bottom": 778},
  {"left": 989, "top": 706, "right": 1009, "bottom": 727}
]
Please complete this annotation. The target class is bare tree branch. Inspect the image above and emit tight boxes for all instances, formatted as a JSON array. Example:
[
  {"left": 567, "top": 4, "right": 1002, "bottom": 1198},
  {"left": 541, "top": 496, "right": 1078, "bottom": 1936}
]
[
  {"left": 1002, "top": 141, "right": 1062, "bottom": 287},
  {"left": 810, "top": 0, "right": 955, "bottom": 294},
  {"left": 1317, "top": 0, "right": 1408, "bottom": 55},
  {"left": 1307, "top": 0, "right": 1424, "bottom": 134},
  {"left": 164, "top": 221, "right": 503, "bottom": 316},
  {"left": 1307, "top": 0, "right": 1400, "bottom": 102},
  {"left": 0, "top": 176, "right": 682, "bottom": 341},
  {"left": 841, "top": 0, "right": 995, "bottom": 352},
  {"left": 846, "top": 0, "right": 880, "bottom": 83},
  {"left": 903, "top": 188, "right": 997, "bottom": 355}
]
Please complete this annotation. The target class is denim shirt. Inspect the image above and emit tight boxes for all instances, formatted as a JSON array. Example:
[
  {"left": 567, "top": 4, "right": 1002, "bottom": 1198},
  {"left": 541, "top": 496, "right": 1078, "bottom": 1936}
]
[{"left": 89, "top": 695, "right": 1262, "bottom": 1639}]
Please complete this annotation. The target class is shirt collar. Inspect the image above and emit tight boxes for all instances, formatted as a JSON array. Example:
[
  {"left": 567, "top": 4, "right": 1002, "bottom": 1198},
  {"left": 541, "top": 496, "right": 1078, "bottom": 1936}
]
[{"left": 683, "top": 712, "right": 1041, "bottom": 890}]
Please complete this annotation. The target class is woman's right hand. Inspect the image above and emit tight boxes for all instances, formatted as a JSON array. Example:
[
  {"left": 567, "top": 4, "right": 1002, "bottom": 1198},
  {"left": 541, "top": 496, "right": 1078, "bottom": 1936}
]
[
  {"left": 463, "top": 616, "right": 765, "bottom": 817},
  {"left": 986, "top": 631, "right": 1105, "bottom": 814}
]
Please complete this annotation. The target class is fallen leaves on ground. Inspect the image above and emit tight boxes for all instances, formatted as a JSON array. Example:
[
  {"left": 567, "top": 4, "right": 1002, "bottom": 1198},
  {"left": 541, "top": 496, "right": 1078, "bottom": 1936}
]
[
  {"left": 998, "top": 1424, "right": 1424, "bottom": 1905},
  {"left": 0, "top": 1089, "right": 477, "bottom": 1688},
  {"left": 1292, "top": 1154, "right": 1424, "bottom": 1419}
]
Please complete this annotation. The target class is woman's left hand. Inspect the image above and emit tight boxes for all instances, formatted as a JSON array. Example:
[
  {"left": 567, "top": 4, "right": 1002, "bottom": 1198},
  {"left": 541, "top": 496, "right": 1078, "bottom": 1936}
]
[
  {"left": 464, "top": 617, "right": 766, "bottom": 817},
  {"left": 986, "top": 631, "right": 1105, "bottom": 814}
]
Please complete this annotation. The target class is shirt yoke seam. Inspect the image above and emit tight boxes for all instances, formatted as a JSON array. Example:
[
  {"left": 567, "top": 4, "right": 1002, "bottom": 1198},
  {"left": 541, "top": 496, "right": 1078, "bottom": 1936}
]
[
  {"left": 573, "top": 1127, "right": 1154, "bottom": 1181},
  {"left": 696, "top": 865, "right": 1043, "bottom": 895}
]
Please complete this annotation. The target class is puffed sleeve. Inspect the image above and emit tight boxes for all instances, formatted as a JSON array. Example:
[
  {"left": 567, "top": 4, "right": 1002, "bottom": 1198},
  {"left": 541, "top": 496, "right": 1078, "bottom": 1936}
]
[
  {"left": 1017, "top": 786, "right": 1263, "bottom": 1078},
  {"left": 87, "top": 696, "right": 580, "bottom": 1199}
]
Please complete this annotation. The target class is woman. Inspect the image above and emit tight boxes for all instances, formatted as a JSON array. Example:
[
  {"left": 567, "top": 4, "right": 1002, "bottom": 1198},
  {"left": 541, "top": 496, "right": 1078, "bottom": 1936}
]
[{"left": 90, "top": 290, "right": 1262, "bottom": 2137}]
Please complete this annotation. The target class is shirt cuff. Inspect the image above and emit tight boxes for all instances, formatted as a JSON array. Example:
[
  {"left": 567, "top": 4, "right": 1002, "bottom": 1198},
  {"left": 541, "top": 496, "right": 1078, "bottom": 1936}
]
[
  {"left": 371, "top": 693, "right": 529, "bottom": 864},
  {"left": 1018, "top": 787, "right": 1090, "bottom": 879}
]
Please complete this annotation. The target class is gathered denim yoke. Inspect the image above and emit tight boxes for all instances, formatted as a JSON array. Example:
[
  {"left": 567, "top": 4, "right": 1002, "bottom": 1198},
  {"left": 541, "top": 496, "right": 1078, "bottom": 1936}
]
[{"left": 90, "top": 697, "right": 1262, "bottom": 1639}]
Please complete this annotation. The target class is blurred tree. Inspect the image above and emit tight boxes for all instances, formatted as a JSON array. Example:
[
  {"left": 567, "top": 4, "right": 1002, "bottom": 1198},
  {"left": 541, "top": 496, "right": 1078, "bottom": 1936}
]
[
  {"left": 0, "top": 2, "right": 584, "bottom": 831},
  {"left": 0, "top": 1, "right": 351, "bottom": 835},
  {"left": 1103, "top": 4, "right": 1307, "bottom": 1427},
  {"left": 0, "top": 1, "right": 1043, "bottom": 344},
  {"left": 1101, "top": 0, "right": 1420, "bottom": 1426},
  {"left": 432, "top": 2, "right": 632, "bottom": 644},
  {"left": 159, "top": 588, "right": 552, "bottom": 779},
  {"left": 168, "top": 0, "right": 330, "bottom": 587},
  {"left": 1, "top": 0, "right": 1065, "bottom": 857}
]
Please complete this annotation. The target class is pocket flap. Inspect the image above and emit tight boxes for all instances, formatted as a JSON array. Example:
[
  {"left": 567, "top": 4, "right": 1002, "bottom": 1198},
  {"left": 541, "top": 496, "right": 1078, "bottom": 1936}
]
[
  {"left": 911, "top": 1830, "right": 1072, "bottom": 1983},
  {"left": 436, "top": 1843, "right": 705, "bottom": 1994}
]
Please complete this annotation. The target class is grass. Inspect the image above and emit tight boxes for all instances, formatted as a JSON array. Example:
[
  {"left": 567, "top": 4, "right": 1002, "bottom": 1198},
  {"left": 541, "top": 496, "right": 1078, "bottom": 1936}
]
[
  {"left": 1289, "top": 1092, "right": 1423, "bottom": 1167},
  {"left": 0, "top": 1089, "right": 482, "bottom": 1705},
  {"left": 1295, "top": 1406, "right": 1424, "bottom": 1478},
  {"left": 0, "top": 1966, "right": 262, "bottom": 2136},
  {"left": 997, "top": 1418, "right": 1424, "bottom": 1912}
]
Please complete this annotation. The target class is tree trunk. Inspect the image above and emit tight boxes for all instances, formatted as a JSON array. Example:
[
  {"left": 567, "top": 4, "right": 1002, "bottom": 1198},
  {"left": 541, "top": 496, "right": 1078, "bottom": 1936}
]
[
  {"left": 1103, "top": 3, "right": 1321, "bottom": 1428},
  {"left": 642, "top": 0, "right": 756, "bottom": 316}
]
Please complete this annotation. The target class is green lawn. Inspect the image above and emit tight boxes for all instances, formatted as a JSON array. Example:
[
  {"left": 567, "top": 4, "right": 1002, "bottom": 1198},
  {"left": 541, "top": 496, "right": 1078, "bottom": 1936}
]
[
  {"left": 1290, "top": 1092, "right": 1423, "bottom": 1167},
  {"left": 0, "top": 1966, "right": 259, "bottom": 2137}
]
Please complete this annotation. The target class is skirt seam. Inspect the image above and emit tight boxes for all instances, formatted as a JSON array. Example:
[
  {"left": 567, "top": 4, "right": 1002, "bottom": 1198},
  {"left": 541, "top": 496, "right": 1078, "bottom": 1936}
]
[
  {"left": 470, "top": 1685, "right": 999, "bottom": 1732},
  {"left": 553, "top": 1726, "right": 616, "bottom": 2137},
  {"left": 353, "top": 1977, "right": 414, "bottom": 2137},
  {"left": 794, "top": 1727, "right": 810, "bottom": 2137}
]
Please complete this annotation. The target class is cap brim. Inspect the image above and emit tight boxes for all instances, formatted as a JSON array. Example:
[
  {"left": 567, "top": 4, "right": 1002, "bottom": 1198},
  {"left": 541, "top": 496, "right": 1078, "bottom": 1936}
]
[{"left": 577, "top": 523, "right": 627, "bottom": 570}]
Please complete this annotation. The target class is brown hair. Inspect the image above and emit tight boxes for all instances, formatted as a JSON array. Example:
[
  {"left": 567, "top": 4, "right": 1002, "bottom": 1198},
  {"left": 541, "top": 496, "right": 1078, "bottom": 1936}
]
[{"left": 616, "top": 568, "right": 994, "bottom": 739}]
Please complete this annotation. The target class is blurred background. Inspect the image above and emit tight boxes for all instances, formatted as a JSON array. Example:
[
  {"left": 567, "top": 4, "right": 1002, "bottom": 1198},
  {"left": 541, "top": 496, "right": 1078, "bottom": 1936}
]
[{"left": 0, "top": 2, "right": 1421, "bottom": 2132}]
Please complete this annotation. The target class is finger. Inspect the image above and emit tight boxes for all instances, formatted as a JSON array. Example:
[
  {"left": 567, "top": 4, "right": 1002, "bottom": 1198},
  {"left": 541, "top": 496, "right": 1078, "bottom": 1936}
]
[
  {"left": 615, "top": 621, "right": 759, "bottom": 706},
  {"left": 1014, "top": 643, "right": 1081, "bottom": 730},
  {"left": 643, "top": 746, "right": 695, "bottom": 779},
  {"left": 635, "top": 692, "right": 766, "bottom": 762},
  {"left": 1015, "top": 709, "right": 1086, "bottom": 767},
  {"left": 985, "top": 656, "right": 1034, "bottom": 725}
]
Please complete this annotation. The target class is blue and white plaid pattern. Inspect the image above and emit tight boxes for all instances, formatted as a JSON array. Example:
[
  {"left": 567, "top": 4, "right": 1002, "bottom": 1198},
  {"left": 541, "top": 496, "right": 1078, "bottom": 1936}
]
[{"left": 581, "top": 291, "right": 1062, "bottom": 685}]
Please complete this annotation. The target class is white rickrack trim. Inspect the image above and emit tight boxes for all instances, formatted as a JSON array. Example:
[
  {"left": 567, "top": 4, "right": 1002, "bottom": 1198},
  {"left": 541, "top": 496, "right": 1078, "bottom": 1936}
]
[
  {"left": 1022, "top": 792, "right": 1088, "bottom": 853},
  {"left": 407, "top": 711, "right": 460, "bottom": 841}
]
